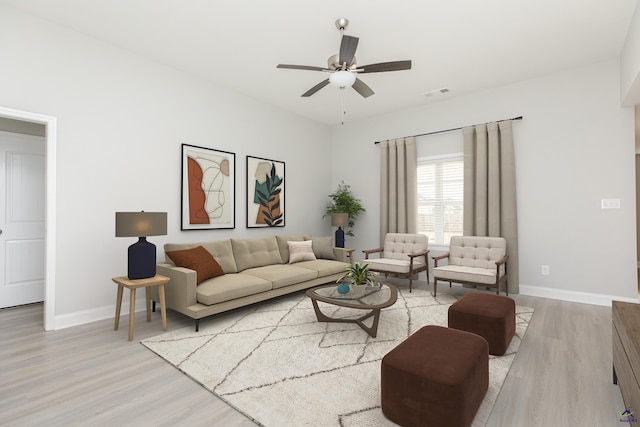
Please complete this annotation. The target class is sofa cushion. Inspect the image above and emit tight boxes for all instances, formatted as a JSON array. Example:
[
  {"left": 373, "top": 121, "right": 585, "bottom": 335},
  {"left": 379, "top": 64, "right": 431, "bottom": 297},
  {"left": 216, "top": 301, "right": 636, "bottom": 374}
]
[
  {"left": 164, "top": 240, "right": 237, "bottom": 273},
  {"left": 448, "top": 236, "right": 506, "bottom": 269},
  {"left": 241, "top": 264, "right": 318, "bottom": 289},
  {"left": 231, "top": 237, "right": 283, "bottom": 271},
  {"left": 296, "top": 259, "right": 349, "bottom": 278},
  {"left": 366, "top": 258, "right": 426, "bottom": 275},
  {"left": 276, "top": 234, "right": 311, "bottom": 263},
  {"left": 304, "top": 236, "right": 337, "bottom": 260},
  {"left": 165, "top": 246, "right": 225, "bottom": 284},
  {"left": 382, "top": 233, "right": 428, "bottom": 261},
  {"left": 197, "top": 274, "right": 272, "bottom": 305},
  {"left": 433, "top": 265, "right": 497, "bottom": 285},
  {"left": 288, "top": 240, "right": 317, "bottom": 263}
]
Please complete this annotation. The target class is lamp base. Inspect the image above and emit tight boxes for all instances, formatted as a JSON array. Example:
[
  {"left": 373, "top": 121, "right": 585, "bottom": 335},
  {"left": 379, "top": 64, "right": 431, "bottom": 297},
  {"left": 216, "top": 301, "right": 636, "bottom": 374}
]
[
  {"left": 335, "top": 227, "right": 345, "bottom": 248},
  {"left": 127, "top": 237, "right": 156, "bottom": 280}
]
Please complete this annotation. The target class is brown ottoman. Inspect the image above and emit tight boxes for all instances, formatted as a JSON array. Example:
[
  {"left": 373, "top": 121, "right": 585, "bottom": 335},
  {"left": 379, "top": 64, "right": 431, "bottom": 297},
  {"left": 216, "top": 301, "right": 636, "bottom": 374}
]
[
  {"left": 381, "top": 325, "right": 489, "bottom": 427},
  {"left": 448, "top": 292, "right": 516, "bottom": 356}
]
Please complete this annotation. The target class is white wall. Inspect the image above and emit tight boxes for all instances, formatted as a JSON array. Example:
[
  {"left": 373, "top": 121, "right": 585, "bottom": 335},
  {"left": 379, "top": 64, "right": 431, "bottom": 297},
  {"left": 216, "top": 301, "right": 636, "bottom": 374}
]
[
  {"left": 332, "top": 59, "right": 638, "bottom": 304},
  {"left": 0, "top": 5, "right": 334, "bottom": 327}
]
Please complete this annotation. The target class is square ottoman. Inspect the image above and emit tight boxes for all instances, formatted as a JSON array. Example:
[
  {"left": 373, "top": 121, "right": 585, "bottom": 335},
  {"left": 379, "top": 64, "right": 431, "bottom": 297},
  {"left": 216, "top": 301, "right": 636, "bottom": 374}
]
[
  {"left": 448, "top": 292, "right": 516, "bottom": 356},
  {"left": 381, "top": 325, "right": 489, "bottom": 427}
]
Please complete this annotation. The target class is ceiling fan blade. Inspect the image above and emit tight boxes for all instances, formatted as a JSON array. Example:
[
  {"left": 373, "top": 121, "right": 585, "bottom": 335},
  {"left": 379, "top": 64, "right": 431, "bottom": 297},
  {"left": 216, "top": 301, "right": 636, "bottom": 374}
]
[
  {"left": 301, "top": 79, "right": 330, "bottom": 97},
  {"left": 277, "top": 64, "right": 328, "bottom": 72},
  {"left": 352, "top": 78, "right": 374, "bottom": 98},
  {"left": 338, "top": 35, "right": 359, "bottom": 67},
  {"left": 358, "top": 60, "right": 412, "bottom": 73}
]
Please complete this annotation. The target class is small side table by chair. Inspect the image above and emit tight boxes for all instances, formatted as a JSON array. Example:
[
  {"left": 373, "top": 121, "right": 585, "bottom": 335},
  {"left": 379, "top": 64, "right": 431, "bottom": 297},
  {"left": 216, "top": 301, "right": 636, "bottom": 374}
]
[{"left": 112, "top": 274, "right": 169, "bottom": 341}]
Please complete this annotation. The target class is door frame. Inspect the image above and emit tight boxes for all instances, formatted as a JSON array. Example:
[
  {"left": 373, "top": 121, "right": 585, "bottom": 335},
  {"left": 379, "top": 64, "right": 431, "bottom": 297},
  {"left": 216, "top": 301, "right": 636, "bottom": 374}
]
[{"left": 0, "top": 106, "right": 56, "bottom": 331}]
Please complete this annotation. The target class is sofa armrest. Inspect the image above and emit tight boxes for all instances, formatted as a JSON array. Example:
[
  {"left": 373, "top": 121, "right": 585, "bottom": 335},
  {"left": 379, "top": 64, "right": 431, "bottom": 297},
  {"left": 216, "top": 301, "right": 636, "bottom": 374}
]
[
  {"left": 432, "top": 252, "right": 450, "bottom": 268},
  {"left": 495, "top": 255, "right": 509, "bottom": 266},
  {"left": 362, "top": 247, "right": 384, "bottom": 259},
  {"left": 154, "top": 262, "right": 198, "bottom": 311},
  {"left": 408, "top": 249, "right": 430, "bottom": 259},
  {"left": 495, "top": 255, "right": 509, "bottom": 277},
  {"left": 333, "top": 247, "right": 354, "bottom": 265}
]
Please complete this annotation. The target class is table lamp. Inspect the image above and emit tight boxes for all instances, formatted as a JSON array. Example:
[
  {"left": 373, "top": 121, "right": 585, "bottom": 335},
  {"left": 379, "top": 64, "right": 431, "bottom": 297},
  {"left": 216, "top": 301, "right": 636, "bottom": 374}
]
[
  {"left": 115, "top": 211, "right": 167, "bottom": 279},
  {"left": 331, "top": 213, "right": 348, "bottom": 248}
]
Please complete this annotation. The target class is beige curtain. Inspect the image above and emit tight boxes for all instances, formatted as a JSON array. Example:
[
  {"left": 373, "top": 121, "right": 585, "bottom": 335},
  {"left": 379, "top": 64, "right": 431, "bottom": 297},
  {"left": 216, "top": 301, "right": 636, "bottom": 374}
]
[
  {"left": 379, "top": 137, "right": 417, "bottom": 241},
  {"left": 463, "top": 121, "right": 519, "bottom": 292}
]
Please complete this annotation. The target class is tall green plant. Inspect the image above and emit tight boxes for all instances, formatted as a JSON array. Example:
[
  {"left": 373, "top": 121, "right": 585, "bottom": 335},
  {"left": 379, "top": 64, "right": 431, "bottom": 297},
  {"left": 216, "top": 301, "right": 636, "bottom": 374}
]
[{"left": 323, "top": 181, "right": 365, "bottom": 237}]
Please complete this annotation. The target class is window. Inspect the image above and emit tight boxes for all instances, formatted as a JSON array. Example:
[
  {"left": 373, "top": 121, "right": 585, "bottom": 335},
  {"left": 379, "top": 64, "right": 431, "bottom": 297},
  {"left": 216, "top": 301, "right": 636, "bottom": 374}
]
[{"left": 417, "top": 154, "right": 463, "bottom": 245}]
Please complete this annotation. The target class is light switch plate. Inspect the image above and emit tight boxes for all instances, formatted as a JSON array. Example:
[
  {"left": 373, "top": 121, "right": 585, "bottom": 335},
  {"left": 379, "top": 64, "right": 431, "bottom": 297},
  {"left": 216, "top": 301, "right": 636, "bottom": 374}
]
[{"left": 601, "top": 199, "right": 621, "bottom": 209}]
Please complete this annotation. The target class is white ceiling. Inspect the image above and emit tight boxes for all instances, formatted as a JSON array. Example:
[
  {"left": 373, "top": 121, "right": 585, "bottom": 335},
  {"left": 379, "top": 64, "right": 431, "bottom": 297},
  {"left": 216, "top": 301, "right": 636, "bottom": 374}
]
[{"left": 1, "top": 0, "right": 637, "bottom": 126}]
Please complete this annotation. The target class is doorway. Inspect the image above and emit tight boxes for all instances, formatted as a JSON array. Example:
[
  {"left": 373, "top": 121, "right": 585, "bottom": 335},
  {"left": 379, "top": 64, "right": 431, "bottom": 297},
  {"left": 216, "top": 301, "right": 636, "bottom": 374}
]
[
  {"left": 0, "top": 128, "right": 45, "bottom": 307},
  {"left": 0, "top": 107, "right": 56, "bottom": 331}
]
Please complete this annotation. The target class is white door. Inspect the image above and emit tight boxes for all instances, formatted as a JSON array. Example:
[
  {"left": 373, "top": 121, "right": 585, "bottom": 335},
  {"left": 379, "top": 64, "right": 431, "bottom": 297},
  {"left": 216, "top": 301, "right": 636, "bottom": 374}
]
[{"left": 0, "top": 131, "right": 45, "bottom": 308}]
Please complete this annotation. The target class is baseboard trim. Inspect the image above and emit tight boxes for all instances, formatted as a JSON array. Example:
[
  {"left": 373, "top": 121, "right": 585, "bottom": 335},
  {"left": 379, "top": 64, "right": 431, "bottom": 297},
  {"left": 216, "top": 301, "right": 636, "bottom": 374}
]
[
  {"left": 54, "top": 297, "right": 151, "bottom": 330},
  {"left": 519, "top": 284, "right": 639, "bottom": 307},
  {"left": 52, "top": 284, "right": 639, "bottom": 329}
]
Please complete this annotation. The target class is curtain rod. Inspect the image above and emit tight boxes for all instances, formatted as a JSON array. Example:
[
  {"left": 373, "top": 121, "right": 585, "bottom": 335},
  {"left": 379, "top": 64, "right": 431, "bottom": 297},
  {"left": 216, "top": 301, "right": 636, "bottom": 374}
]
[{"left": 373, "top": 116, "right": 523, "bottom": 145}]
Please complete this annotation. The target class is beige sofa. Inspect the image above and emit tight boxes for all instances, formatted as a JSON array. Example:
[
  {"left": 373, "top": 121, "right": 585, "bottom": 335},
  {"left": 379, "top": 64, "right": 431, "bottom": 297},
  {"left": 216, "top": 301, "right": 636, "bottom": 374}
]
[{"left": 151, "top": 234, "right": 353, "bottom": 331}]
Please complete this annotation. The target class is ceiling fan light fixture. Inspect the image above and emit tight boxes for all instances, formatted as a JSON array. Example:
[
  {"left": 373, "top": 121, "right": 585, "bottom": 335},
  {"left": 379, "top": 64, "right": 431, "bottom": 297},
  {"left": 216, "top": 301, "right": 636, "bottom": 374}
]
[{"left": 329, "top": 70, "right": 356, "bottom": 88}]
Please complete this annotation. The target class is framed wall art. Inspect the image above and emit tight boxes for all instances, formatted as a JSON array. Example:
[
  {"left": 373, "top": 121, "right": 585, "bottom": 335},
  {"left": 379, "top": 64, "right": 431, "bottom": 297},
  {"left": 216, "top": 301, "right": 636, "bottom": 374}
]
[
  {"left": 246, "top": 155, "right": 285, "bottom": 228},
  {"left": 181, "top": 144, "right": 235, "bottom": 230}
]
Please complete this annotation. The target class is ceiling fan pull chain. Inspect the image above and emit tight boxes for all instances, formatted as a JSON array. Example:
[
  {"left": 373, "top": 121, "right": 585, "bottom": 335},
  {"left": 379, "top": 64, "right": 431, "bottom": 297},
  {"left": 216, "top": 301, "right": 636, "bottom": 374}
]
[{"left": 341, "top": 89, "right": 346, "bottom": 125}]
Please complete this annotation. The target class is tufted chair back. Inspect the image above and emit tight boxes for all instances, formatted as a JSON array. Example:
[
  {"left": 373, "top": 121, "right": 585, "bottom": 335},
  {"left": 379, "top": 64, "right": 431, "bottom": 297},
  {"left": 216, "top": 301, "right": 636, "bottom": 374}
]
[
  {"left": 382, "top": 233, "right": 428, "bottom": 265},
  {"left": 448, "top": 236, "right": 506, "bottom": 271}
]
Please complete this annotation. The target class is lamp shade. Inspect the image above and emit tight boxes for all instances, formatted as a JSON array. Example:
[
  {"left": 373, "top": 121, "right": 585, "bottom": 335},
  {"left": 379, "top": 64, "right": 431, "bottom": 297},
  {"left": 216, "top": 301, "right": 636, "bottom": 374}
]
[
  {"left": 329, "top": 70, "right": 356, "bottom": 88},
  {"left": 115, "top": 212, "right": 167, "bottom": 237},
  {"left": 331, "top": 213, "right": 348, "bottom": 227}
]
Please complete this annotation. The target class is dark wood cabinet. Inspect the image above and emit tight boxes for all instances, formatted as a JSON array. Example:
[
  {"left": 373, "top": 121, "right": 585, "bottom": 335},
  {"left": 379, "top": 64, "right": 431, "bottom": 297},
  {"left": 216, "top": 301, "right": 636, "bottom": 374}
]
[{"left": 613, "top": 300, "right": 640, "bottom": 412}]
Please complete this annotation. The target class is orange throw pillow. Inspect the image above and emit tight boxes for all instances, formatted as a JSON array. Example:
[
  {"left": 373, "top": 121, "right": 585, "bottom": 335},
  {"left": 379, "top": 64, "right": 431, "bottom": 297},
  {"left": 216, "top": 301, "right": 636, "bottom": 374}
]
[{"left": 165, "top": 246, "right": 225, "bottom": 285}]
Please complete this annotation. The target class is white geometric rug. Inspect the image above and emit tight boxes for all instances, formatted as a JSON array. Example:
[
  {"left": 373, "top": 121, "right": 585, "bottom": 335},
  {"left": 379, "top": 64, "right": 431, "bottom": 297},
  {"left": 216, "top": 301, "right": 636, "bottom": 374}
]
[{"left": 142, "top": 288, "right": 534, "bottom": 427}]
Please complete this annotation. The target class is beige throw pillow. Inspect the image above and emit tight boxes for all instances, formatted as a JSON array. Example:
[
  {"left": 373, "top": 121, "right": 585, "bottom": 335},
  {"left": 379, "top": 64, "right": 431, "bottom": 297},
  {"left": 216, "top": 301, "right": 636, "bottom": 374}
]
[
  {"left": 288, "top": 240, "right": 316, "bottom": 264},
  {"left": 304, "top": 236, "right": 336, "bottom": 260}
]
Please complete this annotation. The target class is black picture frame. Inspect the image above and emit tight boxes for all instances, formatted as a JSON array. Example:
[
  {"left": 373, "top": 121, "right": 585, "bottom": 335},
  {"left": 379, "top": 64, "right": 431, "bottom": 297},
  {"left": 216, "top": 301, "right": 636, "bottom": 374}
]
[
  {"left": 181, "top": 143, "right": 235, "bottom": 230},
  {"left": 246, "top": 155, "right": 285, "bottom": 228}
]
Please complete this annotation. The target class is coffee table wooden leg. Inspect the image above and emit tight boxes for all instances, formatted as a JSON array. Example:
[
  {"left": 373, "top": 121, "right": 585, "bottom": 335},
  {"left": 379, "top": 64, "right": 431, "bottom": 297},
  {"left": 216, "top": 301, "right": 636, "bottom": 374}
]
[
  {"left": 158, "top": 284, "right": 167, "bottom": 331},
  {"left": 356, "top": 309, "right": 381, "bottom": 338},
  {"left": 311, "top": 298, "right": 381, "bottom": 338},
  {"left": 128, "top": 288, "right": 136, "bottom": 341},
  {"left": 114, "top": 284, "right": 124, "bottom": 331}
]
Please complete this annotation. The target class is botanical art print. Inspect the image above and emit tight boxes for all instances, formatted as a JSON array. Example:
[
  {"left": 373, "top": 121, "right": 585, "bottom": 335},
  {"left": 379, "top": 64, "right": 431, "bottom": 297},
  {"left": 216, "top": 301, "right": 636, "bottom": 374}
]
[
  {"left": 246, "top": 156, "right": 285, "bottom": 227},
  {"left": 181, "top": 144, "right": 235, "bottom": 230}
]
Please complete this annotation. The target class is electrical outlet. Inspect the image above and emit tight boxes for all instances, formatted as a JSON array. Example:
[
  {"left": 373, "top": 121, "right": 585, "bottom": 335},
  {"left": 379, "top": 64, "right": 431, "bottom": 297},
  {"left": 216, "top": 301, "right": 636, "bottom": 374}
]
[{"left": 541, "top": 265, "right": 550, "bottom": 276}]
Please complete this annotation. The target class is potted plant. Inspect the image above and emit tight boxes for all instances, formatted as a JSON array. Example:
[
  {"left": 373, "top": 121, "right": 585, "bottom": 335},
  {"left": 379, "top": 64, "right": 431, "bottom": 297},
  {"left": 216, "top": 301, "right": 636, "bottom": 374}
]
[
  {"left": 323, "top": 181, "right": 365, "bottom": 238},
  {"left": 337, "top": 262, "right": 377, "bottom": 287}
]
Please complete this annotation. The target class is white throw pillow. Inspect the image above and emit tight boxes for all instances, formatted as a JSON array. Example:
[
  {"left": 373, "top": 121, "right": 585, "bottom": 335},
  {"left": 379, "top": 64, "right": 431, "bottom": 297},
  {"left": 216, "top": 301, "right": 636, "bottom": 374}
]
[{"left": 288, "top": 240, "right": 316, "bottom": 264}]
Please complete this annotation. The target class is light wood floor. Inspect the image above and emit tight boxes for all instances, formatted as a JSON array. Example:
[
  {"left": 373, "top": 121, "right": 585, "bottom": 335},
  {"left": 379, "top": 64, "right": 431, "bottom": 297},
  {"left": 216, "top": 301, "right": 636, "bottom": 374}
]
[{"left": 0, "top": 281, "right": 626, "bottom": 426}]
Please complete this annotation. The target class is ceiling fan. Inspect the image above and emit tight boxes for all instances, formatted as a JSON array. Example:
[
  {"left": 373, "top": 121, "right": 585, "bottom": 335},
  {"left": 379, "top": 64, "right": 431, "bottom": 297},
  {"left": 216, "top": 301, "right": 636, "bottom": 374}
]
[{"left": 277, "top": 18, "right": 412, "bottom": 98}]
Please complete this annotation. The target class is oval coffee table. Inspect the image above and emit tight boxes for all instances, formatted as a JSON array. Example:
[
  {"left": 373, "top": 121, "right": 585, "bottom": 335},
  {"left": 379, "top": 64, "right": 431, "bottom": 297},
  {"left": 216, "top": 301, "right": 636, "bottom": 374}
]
[{"left": 306, "top": 283, "right": 398, "bottom": 338}]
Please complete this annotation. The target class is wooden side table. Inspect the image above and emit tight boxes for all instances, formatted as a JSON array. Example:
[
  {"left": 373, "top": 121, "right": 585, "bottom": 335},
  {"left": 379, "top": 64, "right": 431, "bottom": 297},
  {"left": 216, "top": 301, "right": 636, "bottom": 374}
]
[{"left": 112, "top": 274, "right": 169, "bottom": 341}]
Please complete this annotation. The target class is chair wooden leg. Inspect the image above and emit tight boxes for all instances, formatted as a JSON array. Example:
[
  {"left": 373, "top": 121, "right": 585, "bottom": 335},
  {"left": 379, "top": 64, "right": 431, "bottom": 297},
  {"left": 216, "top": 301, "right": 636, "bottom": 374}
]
[
  {"left": 433, "top": 279, "right": 438, "bottom": 297},
  {"left": 409, "top": 273, "right": 413, "bottom": 293}
]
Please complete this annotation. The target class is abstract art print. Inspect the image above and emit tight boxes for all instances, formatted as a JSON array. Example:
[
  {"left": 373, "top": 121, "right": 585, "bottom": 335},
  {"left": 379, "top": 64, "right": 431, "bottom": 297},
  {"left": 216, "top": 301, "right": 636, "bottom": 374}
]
[
  {"left": 181, "top": 144, "right": 235, "bottom": 230},
  {"left": 246, "top": 155, "right": 285, "bottom": 228}
]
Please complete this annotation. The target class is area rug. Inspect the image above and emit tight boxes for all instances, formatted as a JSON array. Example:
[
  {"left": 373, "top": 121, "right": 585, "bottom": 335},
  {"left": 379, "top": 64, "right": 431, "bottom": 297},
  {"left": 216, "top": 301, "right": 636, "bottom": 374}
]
[{"left": 142, "top": 288, "right": 534, "bottom": 426}]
